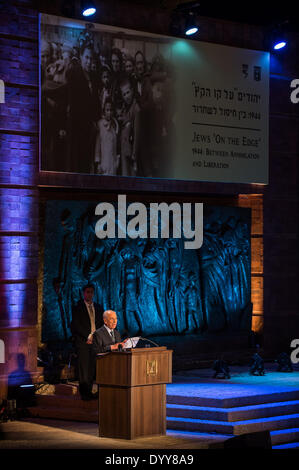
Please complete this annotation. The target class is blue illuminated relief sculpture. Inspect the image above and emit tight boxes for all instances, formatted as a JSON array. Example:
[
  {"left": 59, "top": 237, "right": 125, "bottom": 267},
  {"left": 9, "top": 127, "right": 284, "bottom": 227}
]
[{"left": 42, "top": 202, "right": 251, "bottom": 342}]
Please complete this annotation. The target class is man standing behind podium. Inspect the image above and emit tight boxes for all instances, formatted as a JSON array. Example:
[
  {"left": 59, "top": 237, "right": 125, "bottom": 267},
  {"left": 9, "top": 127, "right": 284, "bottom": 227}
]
[
  {"left": 92, "top": 310, "right": 127, "bottom": 353},
  {"left": 71, "top": 284, "right": 103, "bottom": 400}
]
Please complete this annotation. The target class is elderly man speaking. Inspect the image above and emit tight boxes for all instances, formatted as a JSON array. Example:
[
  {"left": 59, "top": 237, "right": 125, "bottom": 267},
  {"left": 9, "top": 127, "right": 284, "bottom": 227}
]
[{"left": 92, "top": 310, "right": 128, "bottom": 354}]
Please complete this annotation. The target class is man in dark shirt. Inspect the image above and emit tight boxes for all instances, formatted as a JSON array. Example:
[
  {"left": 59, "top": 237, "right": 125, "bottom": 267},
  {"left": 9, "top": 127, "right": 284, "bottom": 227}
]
[
  {"left": 43, "top": 45, "right": 100, "bottom": 173},
  {"left": 71, "top": 284, "right": 103, "bottom": 400}
]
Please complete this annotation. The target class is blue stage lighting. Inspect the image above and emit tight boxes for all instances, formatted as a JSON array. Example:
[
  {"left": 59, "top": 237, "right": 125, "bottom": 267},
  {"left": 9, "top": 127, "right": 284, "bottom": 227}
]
[
  {"left": 271, "top": 20, "right": 289, "bottom": 51},
  {"left": 81, "top": 1, "right": 96, "bottom": 17},
  {"left": 83, "top": 7, "right": 96, "bottom": 17},
  {"left": 273, "top": 41, "right": 287, "bottom": 50},
  {"left": 185, "top": 26, "right": 198, "bottom": 36},
  {"left": 184, "top": 11, "right": 198, "bottom": 37}
]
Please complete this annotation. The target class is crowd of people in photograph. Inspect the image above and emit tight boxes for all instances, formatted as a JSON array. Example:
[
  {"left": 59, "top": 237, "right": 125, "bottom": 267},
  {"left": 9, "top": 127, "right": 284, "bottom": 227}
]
[{"left": 41, "top": 29, "right": 176, "bottom": 177}]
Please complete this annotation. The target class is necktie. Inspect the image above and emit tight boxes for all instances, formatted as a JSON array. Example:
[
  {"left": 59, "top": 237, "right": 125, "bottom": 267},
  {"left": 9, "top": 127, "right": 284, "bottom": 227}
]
[
  {"left": 110, "top": 329, "right": 115, "bottom": 343},
  {"left": 88, "top": 304, "right": 96, "bottom": 334}
]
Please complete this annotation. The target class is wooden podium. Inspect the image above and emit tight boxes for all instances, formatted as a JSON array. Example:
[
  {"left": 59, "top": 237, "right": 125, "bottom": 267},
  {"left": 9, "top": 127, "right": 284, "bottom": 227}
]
[{"left": 95, "top": 346, "right": 172, "bottom": 439}]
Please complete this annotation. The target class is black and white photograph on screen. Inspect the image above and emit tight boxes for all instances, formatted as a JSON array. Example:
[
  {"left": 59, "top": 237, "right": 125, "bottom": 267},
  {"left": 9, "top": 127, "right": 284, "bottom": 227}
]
[{"left": 41, "top": 21, "right": 176, "bottom": 178}]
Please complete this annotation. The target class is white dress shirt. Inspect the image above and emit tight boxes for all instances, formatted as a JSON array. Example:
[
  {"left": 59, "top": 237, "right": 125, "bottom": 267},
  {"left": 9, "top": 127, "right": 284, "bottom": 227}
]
[{"left": 104, "top": 324, "right": 115, "bottom": 341}]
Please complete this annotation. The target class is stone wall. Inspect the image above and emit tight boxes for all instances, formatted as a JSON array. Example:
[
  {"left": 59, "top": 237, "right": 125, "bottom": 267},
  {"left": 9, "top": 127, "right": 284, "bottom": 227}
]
[{"left": 0, "top": 0, "right": 39, "bottom": 397}]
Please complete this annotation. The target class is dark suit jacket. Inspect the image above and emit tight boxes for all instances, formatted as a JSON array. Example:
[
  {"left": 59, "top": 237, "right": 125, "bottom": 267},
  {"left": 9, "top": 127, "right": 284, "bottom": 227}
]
[
  {"left": 92, "top": 325, "right": 121, "bottom": 354},
  {"left": 71, "top": 300, "right": 103, "bottom": 342}
]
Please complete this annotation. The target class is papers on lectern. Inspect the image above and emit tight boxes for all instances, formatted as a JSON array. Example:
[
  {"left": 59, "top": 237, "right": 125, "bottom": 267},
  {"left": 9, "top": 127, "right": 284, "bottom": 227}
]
[{"left": 123, "top": 337, "right": 140, "bottom": 349}]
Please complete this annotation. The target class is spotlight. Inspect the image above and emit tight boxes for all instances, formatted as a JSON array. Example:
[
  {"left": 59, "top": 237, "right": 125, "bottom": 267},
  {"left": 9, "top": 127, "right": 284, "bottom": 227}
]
[
  {"left": 249, "top": 352, "right": 265, "bottom": 376},
  {"left": 270, "top": 20, "right": 289, "bottom": 51},
  {"left": 185, "top": 12, "right": 198, "bottom": 36},
  {"left": 170, "top": 1, "right": 200, "bottom": 38},
  {"left": 273, "top": 40, "right": 287, "bottom": 50},
  {"left": 275, "top": 352, "right": 293, "bottom": 372},
  {"left": 212, "top": 358, "right": 231, "bottom": 379},
  {"left": 81, "top": 0, "right": 96, "bottom": 17}
]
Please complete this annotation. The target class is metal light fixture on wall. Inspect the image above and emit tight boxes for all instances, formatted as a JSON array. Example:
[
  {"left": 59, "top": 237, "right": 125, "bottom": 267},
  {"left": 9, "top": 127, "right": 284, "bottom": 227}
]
[
  {"left": 170, "top": 1, "right": 200, "bottom": 38},
  {"left": 268, "top": 20, "right": 289, "bottom": 51},
  {"left": 185, "top": 11, "right": 198, "bottom": 36},
  {"left": 272, "top": 29, "right": 287, "bottom": 50}
]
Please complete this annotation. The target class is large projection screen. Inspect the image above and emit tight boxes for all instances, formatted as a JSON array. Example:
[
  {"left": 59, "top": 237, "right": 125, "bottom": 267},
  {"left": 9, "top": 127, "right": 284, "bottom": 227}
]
[{"left": 40, "top": 14, "right": 269, "bottom": 184}]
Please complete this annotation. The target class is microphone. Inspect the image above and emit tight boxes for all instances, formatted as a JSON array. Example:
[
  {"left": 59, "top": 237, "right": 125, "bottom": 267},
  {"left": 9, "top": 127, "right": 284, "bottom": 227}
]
[
  {"left": 139, "top": 337, "right": 160, "bottom": 348},
  {"left": 120, "top": 331, "right": 160, "bottom": 349}
]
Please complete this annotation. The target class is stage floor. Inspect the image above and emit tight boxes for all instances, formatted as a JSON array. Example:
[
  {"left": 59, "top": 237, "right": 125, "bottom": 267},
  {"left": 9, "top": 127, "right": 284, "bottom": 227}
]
[
  {"left": 0, "top": 363, "right": 298, "bottom": 449},
  {"left": 169, "top": 363, "right": 299, "bottom": 406},
  {"left": 0, "top": 418, "right": 230, "bottom": 449}
]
